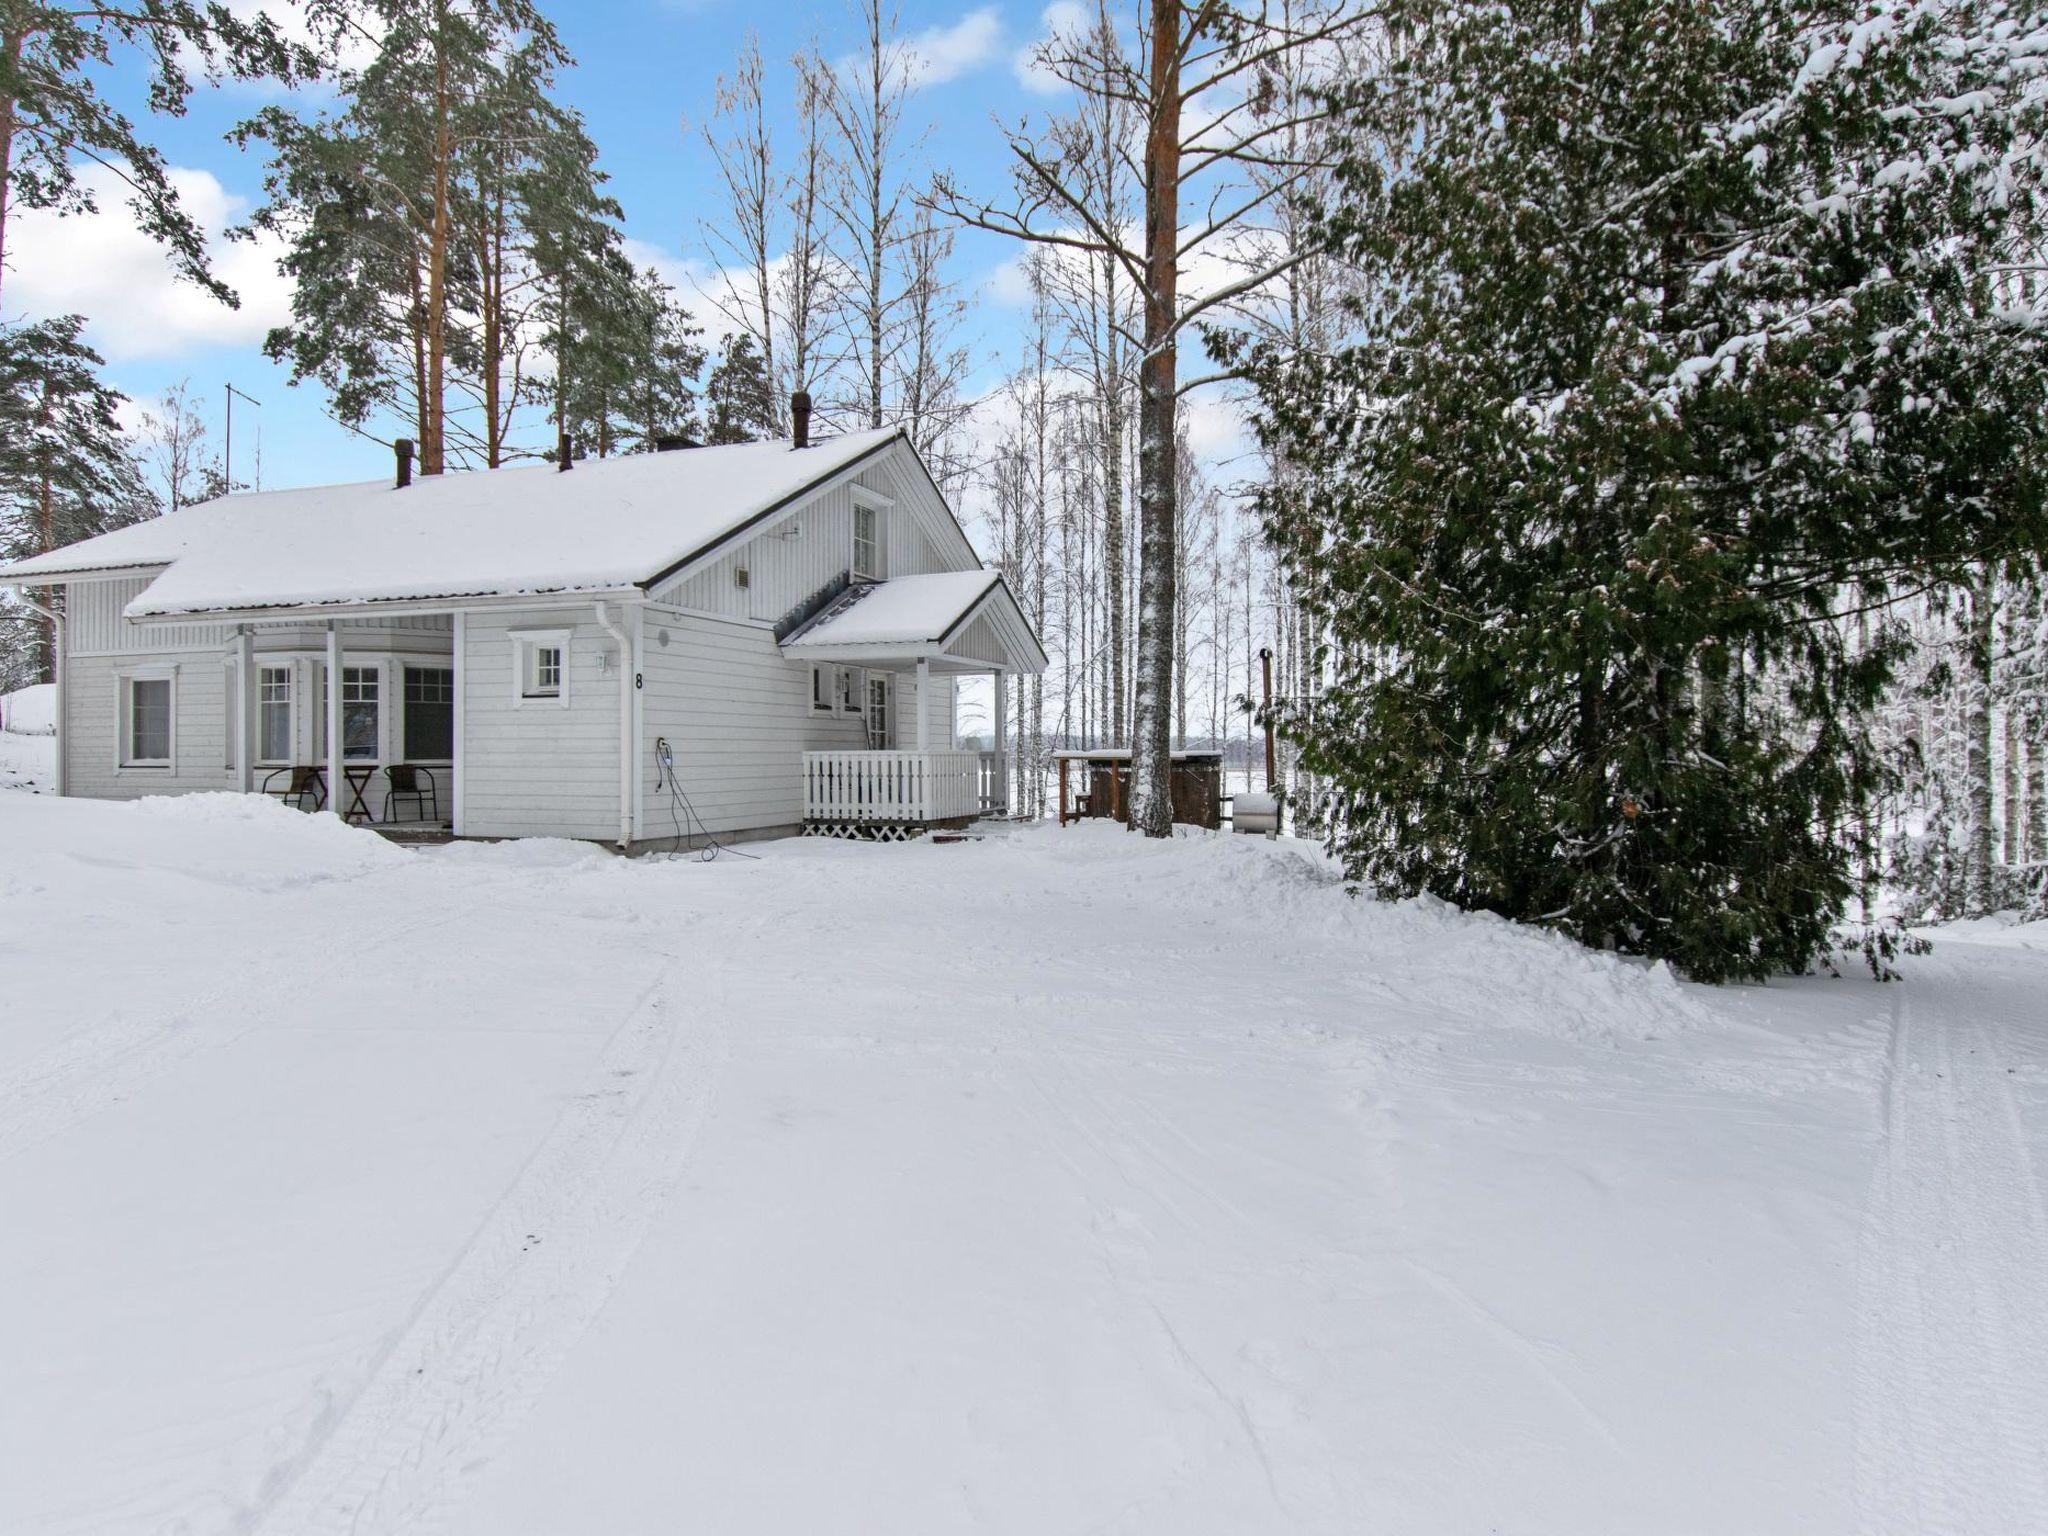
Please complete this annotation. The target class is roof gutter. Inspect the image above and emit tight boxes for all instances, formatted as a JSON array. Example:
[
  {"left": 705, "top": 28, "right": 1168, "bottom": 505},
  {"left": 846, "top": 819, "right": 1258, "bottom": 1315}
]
[
  {"left": 592, "top": 599, "right": 637, "bottom": 850},
  {"left": 120, "top": 586, "right": 644, "bottom": 627}
]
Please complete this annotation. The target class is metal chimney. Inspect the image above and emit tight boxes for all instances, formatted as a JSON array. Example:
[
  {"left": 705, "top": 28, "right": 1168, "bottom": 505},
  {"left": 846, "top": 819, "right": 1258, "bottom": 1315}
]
[
  {"left": 790, "top": 389, "right": 812, "bottom": 450},
  {"left": 394, "top": 438, "right": 414, "bottom": 489}
]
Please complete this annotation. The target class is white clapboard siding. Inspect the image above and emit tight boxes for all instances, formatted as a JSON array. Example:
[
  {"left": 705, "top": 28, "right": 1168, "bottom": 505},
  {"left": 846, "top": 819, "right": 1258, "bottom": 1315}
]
[
  {"left": 636, "top": 605, "right": 958, "bottom": 841},
  {"left": 59, "top": 649, "right": 234, "bottom": 800},
  {"left": 458, "top": 607, "right": 622, "bottom": 841}
]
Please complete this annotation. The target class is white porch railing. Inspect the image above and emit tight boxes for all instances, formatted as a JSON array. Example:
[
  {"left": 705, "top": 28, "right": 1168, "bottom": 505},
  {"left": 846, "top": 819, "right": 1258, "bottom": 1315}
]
[{"left": 804, "top": 750, "right": 991, "bottom": 825}]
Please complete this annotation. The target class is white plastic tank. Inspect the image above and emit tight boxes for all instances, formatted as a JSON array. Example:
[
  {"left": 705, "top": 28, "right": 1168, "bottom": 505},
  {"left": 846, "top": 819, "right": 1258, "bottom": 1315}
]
[{"left": 1233, "top": 791, "right": 1280, "bottom": 835}]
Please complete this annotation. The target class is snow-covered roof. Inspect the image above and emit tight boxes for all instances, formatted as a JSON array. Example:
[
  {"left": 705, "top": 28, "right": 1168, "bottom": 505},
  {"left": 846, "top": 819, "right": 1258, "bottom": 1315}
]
[
  {"left": 784, "top": 570, "right": 1001, "bottom": 649},
  {"left": 0, "top": 430, "right": 902, "bottom": 614}
]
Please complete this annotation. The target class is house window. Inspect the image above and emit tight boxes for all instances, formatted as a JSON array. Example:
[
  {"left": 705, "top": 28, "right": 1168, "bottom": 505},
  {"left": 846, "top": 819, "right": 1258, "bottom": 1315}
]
[
  {"left": 512, "top": 630, "right": 573, "bottom": 706},
  {"left": 341, "top": 667, "right": 379, "bottom": 760},
  {"left": 837, "top": 665, "right": 862, "bottom": 714},
  {"left": 865, "top": 673, "right": 891, "bottom": 749},
  {"left": 123, "top": 675, "right": 173, "bottom": 767},
  {"left": 852, "top": 501, "right": 882, "bottom": 581},
  {"left": 811, "top": 664, "right": 833, "bottom": 713},
  {"left": 259, "top": 666, "right": 292, "bottom": 763},
  {"left": 404, "top": 666, "right": 454, "bottom": 760}
]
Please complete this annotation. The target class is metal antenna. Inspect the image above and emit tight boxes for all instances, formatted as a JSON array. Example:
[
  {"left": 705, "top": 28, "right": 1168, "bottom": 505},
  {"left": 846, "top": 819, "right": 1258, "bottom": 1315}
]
[{"left": 224, "top": 384, "right": 262, "bottom": 493}]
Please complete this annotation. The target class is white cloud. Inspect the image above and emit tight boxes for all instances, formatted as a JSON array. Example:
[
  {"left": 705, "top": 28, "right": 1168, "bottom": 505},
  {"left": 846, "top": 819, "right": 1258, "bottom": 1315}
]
[
  {"left": 5, "top": 165, "right": 293, "bottom": 363},
  {"left": 1014, "top": 1, "right": 1090, "bottom": 96},
  {"left": 904, "top": 7, "right": 1003, "bottom": 86}
]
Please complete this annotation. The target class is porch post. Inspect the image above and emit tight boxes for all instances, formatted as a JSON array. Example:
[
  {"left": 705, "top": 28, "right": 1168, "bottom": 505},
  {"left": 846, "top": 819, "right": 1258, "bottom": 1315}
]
[
  {"left": 915, "top": 655, "right": 931, "bottom": 754},
  {"left": 237, "top": 626, "right": 256, "bottom": 793},
  {"left": 992, "top": 667, "right": 1007, "bottom": 812},
  {"left": 326, "top": 621, "right": 343, "bottom": 818}
]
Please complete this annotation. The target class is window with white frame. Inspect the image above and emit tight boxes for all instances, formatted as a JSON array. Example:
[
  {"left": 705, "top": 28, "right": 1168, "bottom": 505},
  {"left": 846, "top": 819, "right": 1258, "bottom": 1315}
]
[
  {"left": 836, "top": 665, "right": 862, "bottom": 714},
  {"left": 121, "top": 673, "right": 173, "bottom": 767},
  {"left": 341, "top": 667, "right": 380, "bottom": 760},
  {"left": 511, "top": 630, "right": 572, "bottom": 706},
  {"left": 852, "top": 500, "right": 882, "bottom": 581},
  {"left": 864, "top": 673, "right": 891, "bottom": 749},
  {"left": 403, "top": 666, "right": 454, "bottom": 760},
  {"left": 315, "top": 666, "right": 381, "bottom": 760},
  {"left": 259, "top": 666, "right": 292, "bottom": 763},
  {"left": 811, "top": 664, "right": 833, "bottom": 712}
]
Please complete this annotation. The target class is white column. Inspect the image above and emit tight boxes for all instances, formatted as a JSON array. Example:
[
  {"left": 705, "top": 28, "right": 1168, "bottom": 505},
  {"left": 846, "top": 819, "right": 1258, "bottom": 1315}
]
[
  {"left": 915, "top": 655, "right": 931, "bottom": 754},
  {"left": 237, "top": 627, "right": 256, "bottom": 793},
  {"left": 992, "top": 668, "right": 1007, "bottom": 812},
  {"left": 451, "top": 610, "right": 466, "bottom": 836},
  {"left": 326, "top": 621, "right": 344, "bottom": 818}
]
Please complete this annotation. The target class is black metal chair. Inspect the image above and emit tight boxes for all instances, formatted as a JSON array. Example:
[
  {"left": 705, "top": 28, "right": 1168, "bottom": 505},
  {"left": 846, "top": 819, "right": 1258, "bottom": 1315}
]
[
  {"left": 261, "top": 765, "right": 327, "bottom": 812},
  {"left": 383, "top": 763, "right": 440, "bottom": 824}
]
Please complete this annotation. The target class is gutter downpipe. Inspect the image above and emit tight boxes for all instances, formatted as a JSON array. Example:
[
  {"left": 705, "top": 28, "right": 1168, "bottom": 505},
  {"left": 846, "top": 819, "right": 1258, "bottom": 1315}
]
[{"left": 594, "top": 600, "right": 636, "bottom": 850}]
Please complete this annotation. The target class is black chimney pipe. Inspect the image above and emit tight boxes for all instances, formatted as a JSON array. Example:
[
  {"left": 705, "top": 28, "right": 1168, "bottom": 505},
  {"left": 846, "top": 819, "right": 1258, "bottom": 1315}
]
[
  {"left": 394, "top": 438, "right": 414, "bottom": 489},
  {"left": 557, "top": 430, "right": 572, "bottom": 472},
  {"left": 790, "top": 389, "right": 812, "bottom": 450}
]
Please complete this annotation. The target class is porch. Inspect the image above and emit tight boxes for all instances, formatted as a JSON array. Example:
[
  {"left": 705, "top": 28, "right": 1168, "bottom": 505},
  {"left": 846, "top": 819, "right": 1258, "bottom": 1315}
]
[
  {"left": 781, "top": 569, "right": 1047, "bottom": 839},
  {"left": 801, "top": 749, "right": 1008, "bottom": 837}
]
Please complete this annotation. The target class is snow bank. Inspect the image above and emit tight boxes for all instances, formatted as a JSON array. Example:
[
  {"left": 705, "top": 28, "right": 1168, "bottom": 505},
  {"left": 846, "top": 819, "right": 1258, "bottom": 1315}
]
[
  {"left": 1, "top": 681, "right": 54, "bottom": 734},
  {"left": 1003, "top": 820, "right": 1707, "bottom": 1041}
]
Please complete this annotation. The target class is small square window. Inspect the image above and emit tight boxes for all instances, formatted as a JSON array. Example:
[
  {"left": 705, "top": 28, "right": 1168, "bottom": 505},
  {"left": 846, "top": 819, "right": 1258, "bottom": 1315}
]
[{"left": 512, "top": 632, "right": 572, "bottom": 707}]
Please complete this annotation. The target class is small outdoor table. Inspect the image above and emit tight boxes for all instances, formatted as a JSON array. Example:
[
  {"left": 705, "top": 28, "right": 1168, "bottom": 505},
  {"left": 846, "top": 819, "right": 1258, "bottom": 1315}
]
[{"left": 340, "top": 764, "right": 378, "bottom": 824}]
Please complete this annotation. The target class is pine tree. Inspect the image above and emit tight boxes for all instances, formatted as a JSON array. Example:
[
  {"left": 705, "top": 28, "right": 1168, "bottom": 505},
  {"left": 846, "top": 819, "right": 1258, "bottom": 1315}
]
[
  {"left": 703, "top": 332, "right": 777, "bottom": 445},
  {"left": 1245, "top": 0, "right": 2048, "bottom": 980},
  {"left": 561, "top": 264, "right": 705, "bottom": 457},
  {"left": 0, "top": 0, "right": 320, "bottom": 311},
  {"left": 0, "top": 316, "right": 149, "bottom": 681},
  {"left": 238, "top": 0, "right": 624, "bottom": 473}
]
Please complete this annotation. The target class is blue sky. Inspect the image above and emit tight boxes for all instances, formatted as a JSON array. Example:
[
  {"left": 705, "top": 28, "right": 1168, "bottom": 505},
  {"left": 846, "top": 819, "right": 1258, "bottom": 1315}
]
[{"left": 7, "top": 0, "right": 1076, "bottom": 491}]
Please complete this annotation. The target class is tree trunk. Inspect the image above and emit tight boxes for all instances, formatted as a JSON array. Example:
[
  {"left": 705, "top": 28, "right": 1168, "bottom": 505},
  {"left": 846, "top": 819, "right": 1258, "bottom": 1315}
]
[
  {"left": 2004, "top": 706, "right": 2021, "bottom": 866},
  {"left": 1127, "top": 0, "right": 1182, "bottom": 838},
  {"left": 1965, "top": 572, "right": 1997, "bottom": 914},
  {"left": 421, "top": 8, "right": 454, "bottom": 476},
  {"left": 0, "top": 17, "right": 24, "bottom": 317}
]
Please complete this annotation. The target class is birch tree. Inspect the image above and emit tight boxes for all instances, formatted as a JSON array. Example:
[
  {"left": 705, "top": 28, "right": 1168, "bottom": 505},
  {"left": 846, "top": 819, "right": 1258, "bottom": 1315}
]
[{"left": 934, "top": 0, "right": 1372, "bottom": 834}]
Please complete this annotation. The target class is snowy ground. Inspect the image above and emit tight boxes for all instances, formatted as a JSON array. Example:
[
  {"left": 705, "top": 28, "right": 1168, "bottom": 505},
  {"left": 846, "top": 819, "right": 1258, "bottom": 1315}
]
[
  {"left": 2, "top": 791, "right": 2045, "bottom": 1535},
  {"left": 0, "top": 725, "right": 54, "bottom": 794}
]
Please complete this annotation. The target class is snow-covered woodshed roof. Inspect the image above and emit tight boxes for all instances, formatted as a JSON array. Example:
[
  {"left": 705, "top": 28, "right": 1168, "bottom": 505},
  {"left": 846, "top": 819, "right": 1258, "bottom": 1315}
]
[{"left": 0, "top": 429, "right": 906, "bottom": 615}]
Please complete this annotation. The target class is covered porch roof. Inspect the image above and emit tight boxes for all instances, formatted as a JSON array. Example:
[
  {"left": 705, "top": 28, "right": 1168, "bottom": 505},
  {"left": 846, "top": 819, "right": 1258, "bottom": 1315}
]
[{"left": 779, "top": 570, "right": 1048, "bottom": 675}]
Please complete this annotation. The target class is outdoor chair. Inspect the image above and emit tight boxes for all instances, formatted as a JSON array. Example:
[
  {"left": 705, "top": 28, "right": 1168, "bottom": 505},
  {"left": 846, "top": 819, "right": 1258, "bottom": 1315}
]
[
  {"left": 383, "top": 763, "right": 440, "bottom": 824},
  {"left": 261, "top": 765, "right": 327, "bottom": 812}
]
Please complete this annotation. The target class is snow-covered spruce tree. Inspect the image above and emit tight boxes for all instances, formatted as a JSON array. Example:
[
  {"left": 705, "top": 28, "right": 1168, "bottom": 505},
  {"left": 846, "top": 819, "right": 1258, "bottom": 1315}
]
[
  {"left": 1242, "top": 0, "right": 2048, "bottom": 980},
  {"left": 0, "top": 317, "right": 149, "bottom": 681}
]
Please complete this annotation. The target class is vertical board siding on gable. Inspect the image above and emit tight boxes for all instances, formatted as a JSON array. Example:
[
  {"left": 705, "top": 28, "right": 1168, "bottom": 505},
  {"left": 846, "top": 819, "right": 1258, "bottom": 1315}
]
[
  {"left": 67, "top": 576, "right": 231, "bottom": 655},
  {"left": 458, "top": 607, "right": 622, "bottom": 841},
  {"left": 945, "top": 613, "right": 1008, "bottom": 668},
  {"left": 647, "top": 465, "right": 953, "bottom": 622}
]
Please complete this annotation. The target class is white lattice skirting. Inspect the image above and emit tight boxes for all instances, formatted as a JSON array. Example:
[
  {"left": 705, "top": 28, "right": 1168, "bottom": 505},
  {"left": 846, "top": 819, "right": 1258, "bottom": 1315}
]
[{"left": 802, "top": 821, "right": 926, "bottom": 843}]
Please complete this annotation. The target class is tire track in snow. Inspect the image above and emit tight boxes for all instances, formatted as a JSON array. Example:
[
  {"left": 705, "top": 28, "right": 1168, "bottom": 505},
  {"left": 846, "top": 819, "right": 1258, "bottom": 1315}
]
[
  {"left": 0, "top": 902, "right": 468, "bottom": 1164},
  {"left": 1852, "top": 978, "right": 2048, "bottom": 1535},
  {"left": 238, "top": 925, "right": 738, "bottom": 1536}
]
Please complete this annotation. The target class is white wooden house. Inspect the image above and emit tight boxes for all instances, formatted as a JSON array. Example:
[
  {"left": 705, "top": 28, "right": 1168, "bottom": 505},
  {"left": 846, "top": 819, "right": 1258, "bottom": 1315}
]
[{"left": 0, "top": 427, "right": 1047, "bottom": 847}]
